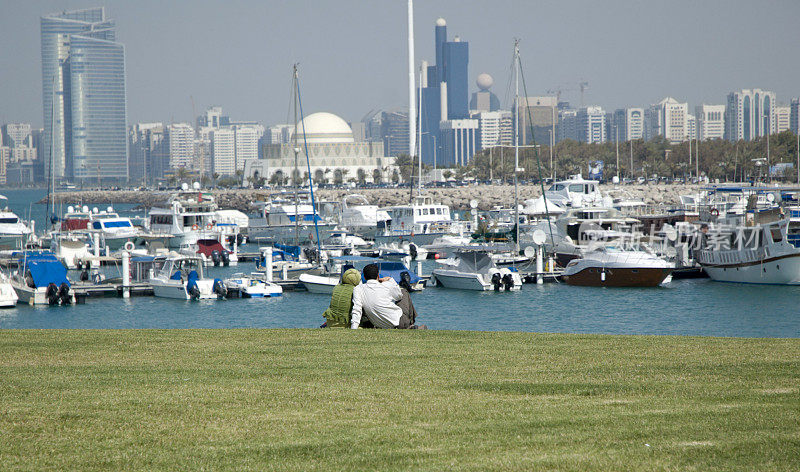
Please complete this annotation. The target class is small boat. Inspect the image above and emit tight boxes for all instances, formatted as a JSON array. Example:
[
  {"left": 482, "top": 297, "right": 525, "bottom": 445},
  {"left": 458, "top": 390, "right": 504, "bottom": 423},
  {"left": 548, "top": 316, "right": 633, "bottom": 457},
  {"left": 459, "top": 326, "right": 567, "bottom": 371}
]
[
  {"left": 149, "top": 254, "right": 227, "bottom": 300},
  {"left": 224, "top": 273, "right": 282, "bottom": 298},
  {"left": 562, "top": 244, "right": 672, "bottom": 287},
  {"left": 10, "top": 252, "right": 74, "bottom": 305},
  {"left": 431, "top": 250, "right": 522, "bottom": 291},
  {"left": 338, "top": 194, "right": 390, "bottom": 239},
  {"left": 254, "top": 245, "right": 318, "bottom": 279},
  {"left": 0, "top": 195, "right": 33, "bottom": 250},
  {"left": 0, "top": 272, "right": 19, "bottom": 307},
  {"left": 299, "top": 256, "right": 424, "bottom": 294},
  {"left": 180, "top": 239, "right": 236, "bottom": 267}
]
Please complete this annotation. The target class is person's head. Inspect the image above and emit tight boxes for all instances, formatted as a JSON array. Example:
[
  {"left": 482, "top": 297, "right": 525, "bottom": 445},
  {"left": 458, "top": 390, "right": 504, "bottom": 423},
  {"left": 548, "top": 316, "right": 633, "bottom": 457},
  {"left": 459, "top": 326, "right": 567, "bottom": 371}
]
[
  {"left": 340, "top": 268, "right": 361, "bottom": 286},
  {"left": 362, "top": 263, "right": 380, "bottom": 281}
]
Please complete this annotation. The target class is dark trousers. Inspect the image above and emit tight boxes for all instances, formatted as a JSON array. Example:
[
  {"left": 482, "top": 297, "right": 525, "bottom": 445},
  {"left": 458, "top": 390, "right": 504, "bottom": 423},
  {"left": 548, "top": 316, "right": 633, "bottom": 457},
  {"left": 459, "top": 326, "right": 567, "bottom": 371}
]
[{"left": 394, "top": 288, "right": 418, "bottom": 329}]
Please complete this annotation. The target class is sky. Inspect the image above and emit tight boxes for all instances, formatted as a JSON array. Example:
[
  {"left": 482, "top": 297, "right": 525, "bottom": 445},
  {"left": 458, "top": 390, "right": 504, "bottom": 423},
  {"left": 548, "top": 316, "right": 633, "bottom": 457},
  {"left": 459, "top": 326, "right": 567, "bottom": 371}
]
[{"left": 1, "top": 0, "right": 799, "bottom": 128}]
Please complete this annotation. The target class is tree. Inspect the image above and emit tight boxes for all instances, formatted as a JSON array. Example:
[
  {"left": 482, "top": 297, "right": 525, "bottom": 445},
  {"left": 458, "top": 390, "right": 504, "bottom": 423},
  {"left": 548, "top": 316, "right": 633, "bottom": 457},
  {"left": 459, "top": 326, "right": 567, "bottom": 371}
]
[{"left": 443, "top": 169, "right": 453, "bottom": 180}]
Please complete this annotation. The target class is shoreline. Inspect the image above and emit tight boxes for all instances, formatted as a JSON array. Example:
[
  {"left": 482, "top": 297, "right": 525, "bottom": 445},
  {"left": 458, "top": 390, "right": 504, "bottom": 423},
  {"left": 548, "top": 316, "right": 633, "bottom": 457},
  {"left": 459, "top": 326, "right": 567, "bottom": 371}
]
[{"left": 39, "top": 183, "right": 705, "bottom": 212}]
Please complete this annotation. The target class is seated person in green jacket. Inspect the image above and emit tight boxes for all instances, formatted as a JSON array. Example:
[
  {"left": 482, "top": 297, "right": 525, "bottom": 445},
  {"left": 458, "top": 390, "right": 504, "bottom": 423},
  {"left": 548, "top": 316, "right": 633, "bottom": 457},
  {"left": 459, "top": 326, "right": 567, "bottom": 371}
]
[{"left": 322, "top": 268, "right": 372, "bottom": 328}]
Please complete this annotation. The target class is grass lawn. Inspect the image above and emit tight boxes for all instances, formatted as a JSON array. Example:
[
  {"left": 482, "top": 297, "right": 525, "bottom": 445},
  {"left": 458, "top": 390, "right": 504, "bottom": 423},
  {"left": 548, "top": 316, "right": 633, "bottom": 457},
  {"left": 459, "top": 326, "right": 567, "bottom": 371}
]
[{"left": 0, "top": 330, "right": 798, "bottom": 471}]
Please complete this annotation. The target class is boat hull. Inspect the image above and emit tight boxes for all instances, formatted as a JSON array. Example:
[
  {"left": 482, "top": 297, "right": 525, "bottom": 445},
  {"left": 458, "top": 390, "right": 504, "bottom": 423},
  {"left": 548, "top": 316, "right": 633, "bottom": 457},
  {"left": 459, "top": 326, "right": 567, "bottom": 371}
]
[
  {"left": 701, "top": 254, "right": 800, "bottom": 285},
  {"left": 563, "top": 267, "right": 672, "bottom": 287},
  {"left": 432, "top": 271, "right": 522, "bottom": 291},
  {"left": 151, "top": 279, "right": 218, "bottom": 299},
  {"left": 298, "top": 274, "right": 339, "bottom": 294},
  {"left": 248, "top": 224, "right": 336, "bottom": 244}
]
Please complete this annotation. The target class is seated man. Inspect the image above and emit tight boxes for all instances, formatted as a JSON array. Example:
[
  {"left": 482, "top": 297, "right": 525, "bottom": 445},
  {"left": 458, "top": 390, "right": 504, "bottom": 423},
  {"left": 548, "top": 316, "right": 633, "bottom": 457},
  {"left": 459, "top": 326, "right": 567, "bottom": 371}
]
[
  {"left": 350, "top": 263, "right": 424, "bottom": 329},
  {"left": 322, "top": 268, "right": 363, "bottom": 328}
]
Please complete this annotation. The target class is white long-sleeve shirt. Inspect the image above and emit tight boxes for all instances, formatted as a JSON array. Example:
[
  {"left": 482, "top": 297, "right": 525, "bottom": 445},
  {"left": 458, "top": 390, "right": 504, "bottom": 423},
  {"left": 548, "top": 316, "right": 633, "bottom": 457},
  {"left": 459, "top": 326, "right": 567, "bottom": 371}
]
[{"left": 350, "top": 278, "right": 403, "bottom": 329}]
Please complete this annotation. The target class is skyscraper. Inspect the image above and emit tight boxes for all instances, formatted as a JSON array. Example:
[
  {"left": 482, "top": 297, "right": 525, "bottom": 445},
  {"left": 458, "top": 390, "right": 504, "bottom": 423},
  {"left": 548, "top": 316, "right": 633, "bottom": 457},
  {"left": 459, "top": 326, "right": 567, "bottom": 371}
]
[
  {"left": 419, "top": 18, "right": 470, "bottom": 165},
  {"left": 725, "top": 89, "right": 777, "bottom": 141},
  {"left": 40, "top": 7, "right": 128, "bottom": 181},
  {"left": 695, "top": 105, "right": 725, "bottom": 141},
  {"left": 646, "top": 97, "right": 688, "bottom": 143}
]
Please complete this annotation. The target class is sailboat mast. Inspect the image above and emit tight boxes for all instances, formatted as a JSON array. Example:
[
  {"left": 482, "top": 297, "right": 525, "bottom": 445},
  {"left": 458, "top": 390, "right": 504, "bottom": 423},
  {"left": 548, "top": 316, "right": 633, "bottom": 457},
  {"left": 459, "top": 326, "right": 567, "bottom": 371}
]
[
  {"left": 513, "top": 40, "right": 520, "bottom": 254},
  {"left": 418, "top": 65, "right": 423, "bottom": 196},
  {"left": 407, "top": 0, "right": 416, "bottom": 158},
  {"left": 292, "top": 65, "right": 300, "bottom": 246}
]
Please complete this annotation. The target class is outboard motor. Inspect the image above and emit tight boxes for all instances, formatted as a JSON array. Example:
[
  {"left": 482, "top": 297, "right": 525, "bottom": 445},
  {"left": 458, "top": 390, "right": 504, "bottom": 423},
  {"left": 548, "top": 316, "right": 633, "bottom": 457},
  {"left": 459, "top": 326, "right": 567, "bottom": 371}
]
[
  {"left": 80, "top": 269, "right": 89, "bottom": 282},
  {"left": 186, "top": 270, "right": 201, "bottom": 299},
  {"left": 236, "top": 233, "right": 244, "bottom": 245},
  {"left": 502, "top": 273, "right": 515, "bottom": 291},
  {"left": 213, "top": 279, "right": 227, "bottom": 298},
  {"left": 221, "top": 251, "right": 230, "bottom": 266},
  {"left": 491, "top": 272, "right": 502, "bottom": 291},
  {"left": 211, "top": 250, "right": 221, "bottom": 267},
  {"left": 58, "top": 283, "right": 71, "bottom": 305},
  {"left": 46, "top": 283, "right": 59, "bottom": 305},
  {"left": 409, "top": 243, "right": 418, "bottom": 260},
  {"left": 399, "top": 271, "right": 413, "bottom": 292},
  {"left": 75, "top": 260, "right": 82, "bottom": 270}
]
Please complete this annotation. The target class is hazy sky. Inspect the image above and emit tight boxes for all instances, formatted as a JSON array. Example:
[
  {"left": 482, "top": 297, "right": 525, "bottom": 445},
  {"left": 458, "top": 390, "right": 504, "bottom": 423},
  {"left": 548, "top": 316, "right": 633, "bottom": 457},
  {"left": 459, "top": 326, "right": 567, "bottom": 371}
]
[{"left": 2, "top": 0, "right": 799, "bottom": 128}]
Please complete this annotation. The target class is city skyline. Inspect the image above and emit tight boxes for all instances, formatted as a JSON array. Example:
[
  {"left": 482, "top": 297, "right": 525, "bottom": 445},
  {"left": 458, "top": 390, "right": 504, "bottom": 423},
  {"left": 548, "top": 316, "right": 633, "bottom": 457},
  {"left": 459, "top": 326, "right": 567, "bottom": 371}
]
[{"left": 1, "top": 0, "right": 799, "bottom": 128}]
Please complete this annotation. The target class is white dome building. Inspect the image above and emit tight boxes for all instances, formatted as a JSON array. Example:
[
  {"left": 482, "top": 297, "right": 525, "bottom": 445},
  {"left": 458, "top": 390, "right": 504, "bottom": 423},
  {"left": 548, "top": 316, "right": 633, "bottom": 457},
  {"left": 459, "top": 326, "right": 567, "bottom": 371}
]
[{"left": 245, "top": 111, "right": 396, "bottom": 186}]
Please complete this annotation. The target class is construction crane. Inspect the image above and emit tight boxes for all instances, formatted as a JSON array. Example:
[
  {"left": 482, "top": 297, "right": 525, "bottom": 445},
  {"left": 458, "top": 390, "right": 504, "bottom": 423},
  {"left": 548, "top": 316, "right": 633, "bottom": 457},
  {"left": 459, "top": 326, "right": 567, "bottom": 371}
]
[
  {"left": 546, "top": 80, "right": 590, "bottom": 107},
  {"left": 579, "top": 80, "right": 589, "bottom": 108}
]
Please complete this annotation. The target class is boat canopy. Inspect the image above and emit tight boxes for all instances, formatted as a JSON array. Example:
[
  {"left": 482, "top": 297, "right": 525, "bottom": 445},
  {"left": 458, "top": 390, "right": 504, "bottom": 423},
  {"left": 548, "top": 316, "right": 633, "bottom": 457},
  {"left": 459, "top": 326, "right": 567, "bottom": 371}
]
[
  {"left": 19, "top": 254, "right": 69, "bottom": 287},
  {"left": 453, "top": 251, "right": 496, "bottom": 274},
  {"left": 274, "top": 243, "right": 302, "bottom": 259},
  {"left": 196, "top": 239, "right": 228, "bottom": 256}
]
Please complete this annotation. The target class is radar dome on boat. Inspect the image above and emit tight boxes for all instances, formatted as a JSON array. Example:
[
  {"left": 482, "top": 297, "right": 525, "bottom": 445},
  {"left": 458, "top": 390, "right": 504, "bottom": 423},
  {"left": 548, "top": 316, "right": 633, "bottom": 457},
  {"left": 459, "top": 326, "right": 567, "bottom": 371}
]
[
  {"left": 107, "top": 206, "right": 113, "bottom": 213},
  {"left": 193, "top": 182, "right": 201, "bottom": 190},
  {"left": 82, "top": 206, "right": 89, "bottom": 213},
  {"left": 181, "top": 182, "right": 189, "bottom": 191},
  {"left": 67, "top": 206, "right": 74, "bottom": 213},
  {"left": 92, "top": 207, "right": 99, "bottom": 214}
]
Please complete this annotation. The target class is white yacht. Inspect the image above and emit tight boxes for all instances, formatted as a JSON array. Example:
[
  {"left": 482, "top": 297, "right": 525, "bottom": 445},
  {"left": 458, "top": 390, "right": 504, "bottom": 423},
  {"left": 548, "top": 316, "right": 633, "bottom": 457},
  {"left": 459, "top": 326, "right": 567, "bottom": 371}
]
[
  {"left": 148, "top": 185, "right": 221, "bottom": 248},
  {"left": 562, "top": 244, "right": 673, "bottom": 287},
  {"left": 0, "top": 195, "right": 32, "bottom": 250},
  {"left": 89, "top": 207, "right": 141, "bottom": 250},
  {"left": 10, "top": 252, "right": 74, "bottom": 305},
  {"left": 431, "top": 250, "right": 522, "bottom": 291},
  {"left": 224, "top": 273, "right": 283, "bottom": 298},
  {"left": 0, "top": 272, "right": 19, "bottom": 307},
  {"left": 544, "top": 175, "right": 609, "bottom": 208},
  {"left": 696, "top": 217, "right": 800, "bottom": 285},
  {"left": 248, "top": 191, "right": 335, "bottom": 244},
  {"left": 375, "top": 195, "right": 471, "bottom": 246},
  {"left": 149, "top": 254, "right": 227, "bottom": 300},
  {"left": 338, "top": 194, "right": 390, "bottom": 239}
]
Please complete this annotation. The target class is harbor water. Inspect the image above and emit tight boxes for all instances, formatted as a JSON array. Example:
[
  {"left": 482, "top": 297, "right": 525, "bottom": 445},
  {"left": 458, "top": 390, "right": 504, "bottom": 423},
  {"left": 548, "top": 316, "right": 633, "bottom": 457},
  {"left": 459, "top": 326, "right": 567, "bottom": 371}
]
[{"left": 0, "top": 188, "right": 798, "bottom": 337}]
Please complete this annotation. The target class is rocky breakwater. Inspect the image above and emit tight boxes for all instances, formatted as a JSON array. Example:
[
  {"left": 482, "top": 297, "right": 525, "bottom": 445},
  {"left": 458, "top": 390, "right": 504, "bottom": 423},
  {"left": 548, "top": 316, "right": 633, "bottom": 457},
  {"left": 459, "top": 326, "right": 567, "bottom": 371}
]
[{"left": 44, "top": 183, "right": 701, "bottom": 213}]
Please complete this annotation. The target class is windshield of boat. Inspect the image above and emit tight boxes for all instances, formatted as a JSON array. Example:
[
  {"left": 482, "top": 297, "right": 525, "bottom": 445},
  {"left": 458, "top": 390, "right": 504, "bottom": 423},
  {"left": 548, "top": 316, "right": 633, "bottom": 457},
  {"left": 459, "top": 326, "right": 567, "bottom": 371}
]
[{"left": 0, "top": 217, "right": 18, "bottom": 224}]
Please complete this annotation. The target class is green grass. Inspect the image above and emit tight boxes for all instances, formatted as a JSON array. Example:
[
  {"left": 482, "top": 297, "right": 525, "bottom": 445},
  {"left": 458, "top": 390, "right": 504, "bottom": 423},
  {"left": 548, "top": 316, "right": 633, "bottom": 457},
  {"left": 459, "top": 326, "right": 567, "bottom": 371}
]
[{"left": 0, "top": 330, "right": 798, "bottom": 471}]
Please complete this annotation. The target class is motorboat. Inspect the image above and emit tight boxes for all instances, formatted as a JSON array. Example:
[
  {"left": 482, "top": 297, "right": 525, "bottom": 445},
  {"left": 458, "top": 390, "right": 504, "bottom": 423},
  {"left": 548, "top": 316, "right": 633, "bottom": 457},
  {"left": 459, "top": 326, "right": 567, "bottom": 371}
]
[
  {"left": 248, "top": 191, "right": 335, "bottom": 244},
  {"left": 562, "top": 244, "right": 673, "bottom": 287},
  {"left": 375, "top": 195, "right": 473, "bottom": 246},
  {"left": 696, "top": 217, "right": 800, "bottom": 285},
  {"left": 0, "top": 272, "right": 19, "bottom": 307},
  {"left": 149, "top": 254, "right": 227, "bottom": 300},
  {"left": 431, "top": 250, "right": 522, "bottom": 291},
  {"left": 0, "top": 195, "right": 32, "bottom": 250},
  {"left": 10, "top": 252, "right": 74, "bottom": 305},
  {"left": 544, "top": 175, "right": 609, "bottom": 208},
  {"left": 50, "top": 232, "right": 92, "bottom": 269},
  {"left": 338, "top": 194, "right": 390, "bottom": 239},
  {"left": 88, "top": 207, "right": 141, "bottom": 250},
  {"left": 148, "top": 184, "right": 224, "bottom": 248},
  {"left": 180, "top": 238, "right": 236, "bottom": 267},
  {"left": 224, "top": 273, "right": 283, "bottom": 298},
  {"left": 254, "top": 245, "right": 319, "bottom": 280},
  {"left": 299, "top": 256, "right": 424, "bottom": 294}
]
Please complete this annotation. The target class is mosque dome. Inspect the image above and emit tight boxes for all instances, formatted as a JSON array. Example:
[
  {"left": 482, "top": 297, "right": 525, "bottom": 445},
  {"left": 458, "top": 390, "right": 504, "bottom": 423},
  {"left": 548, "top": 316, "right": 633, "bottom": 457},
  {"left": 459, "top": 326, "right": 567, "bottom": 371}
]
[
  {"left": 436, "top": 18, "right": 446, "bottom": 27},
  {"left": 292, "top": 112, "right": 354, "bottom": 144},
  {"left": 476, "top": 73, "right": 494, "bottom": 91}
]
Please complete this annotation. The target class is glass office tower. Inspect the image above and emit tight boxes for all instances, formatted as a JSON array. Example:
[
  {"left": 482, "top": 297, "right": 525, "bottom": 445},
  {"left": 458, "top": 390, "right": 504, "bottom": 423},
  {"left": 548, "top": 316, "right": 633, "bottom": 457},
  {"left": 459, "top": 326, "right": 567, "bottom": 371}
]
[{"left": 41, "top": 7, "right": 128, "bottom": 181}]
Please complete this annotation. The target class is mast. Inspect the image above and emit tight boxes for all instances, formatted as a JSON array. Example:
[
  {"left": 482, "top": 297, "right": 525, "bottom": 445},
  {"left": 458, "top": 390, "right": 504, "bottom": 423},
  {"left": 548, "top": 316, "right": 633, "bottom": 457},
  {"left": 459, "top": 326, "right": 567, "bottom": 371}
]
[
  {"left": 513, "top": 40, "right": 520, "bottom": 254},
  {"left": 418, "top": 65, "right": 423, "bottom": 196},
  {"left": 292, "top": 65, "right": 300, "bottom": 246},
  {"left": 47, "top": 74, "right": 57, "bottom": 228},
  {"left": 407, "top": 0, "right": 416, "bottom": 158}
]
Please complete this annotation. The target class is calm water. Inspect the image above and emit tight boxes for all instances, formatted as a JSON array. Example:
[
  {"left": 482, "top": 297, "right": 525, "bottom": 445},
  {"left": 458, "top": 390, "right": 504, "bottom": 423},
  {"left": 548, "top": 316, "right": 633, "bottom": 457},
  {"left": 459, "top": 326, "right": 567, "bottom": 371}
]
[{"left": 0, "top": 188, "right": 796, "bottom": 337}]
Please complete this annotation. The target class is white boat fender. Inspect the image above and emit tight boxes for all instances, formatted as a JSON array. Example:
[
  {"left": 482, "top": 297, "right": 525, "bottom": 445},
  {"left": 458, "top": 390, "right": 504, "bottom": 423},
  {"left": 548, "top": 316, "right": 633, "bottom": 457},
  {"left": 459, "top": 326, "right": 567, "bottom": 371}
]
[
  {"left": 124, "top": 241, "right": 136, "bottom": 251},
  {"left": 601, "top": 270, "right": 606, "bottom": 282}
]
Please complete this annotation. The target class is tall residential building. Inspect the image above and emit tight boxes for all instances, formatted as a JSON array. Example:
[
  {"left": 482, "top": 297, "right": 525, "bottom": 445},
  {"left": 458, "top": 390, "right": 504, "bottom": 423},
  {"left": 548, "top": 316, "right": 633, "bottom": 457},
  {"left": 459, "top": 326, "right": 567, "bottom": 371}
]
[
  {"left": 612, "top": 108, "right": 644, "bottom": 142},
  {"left": 233, "top": 125, "right": 260, "bottom": 171},
  {"left": 211, "top": 128, "right": 236, "bottom": 175},
  {"left": 695, "top": 104, "right": 725, "bottom": 140},
  {"left": 419, "top": 18, "right": 470, "bottom": 165},
  {"left": 472, "top": 110, "right": 508, "bottom": 148},
  {"left": 687, "top": 114, "right": 697, "bottom": 141},
  {"left": 646, "top": 97, "right": 688, "bottom": 143},
  {"left": 558, "top": 109, "right": 579, "bottom": 142},
  {"left": 168, "top": 123, "right": 195, "bottom": 169},
  {"left": 725, "top": 89, "right": 777, "bottom": 141},
  {"left": 128, "top": 123, "right": 167, "bottom": 182},
  {"left": 41, "top": 7, "right": 128, "bottom": 181},
  {"left": 576, "top": 107, "right": 607, "bottom": 144},
  {"left": 775, "top": 105, "right": 791, "bottom": 133},
  {"left": 0, "top": 124, "right": 37, "bottom": 163},
  {"left": 515, "top": 96, "right": 557, "bottom": 145}
]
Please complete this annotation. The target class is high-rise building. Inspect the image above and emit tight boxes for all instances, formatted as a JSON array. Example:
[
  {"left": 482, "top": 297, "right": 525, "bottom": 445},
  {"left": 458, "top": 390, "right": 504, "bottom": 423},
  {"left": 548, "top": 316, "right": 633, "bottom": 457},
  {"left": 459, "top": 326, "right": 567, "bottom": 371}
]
[
  {"left": 211, "top": 128, "right": 236, "bottom": 175},
  {"left": 515, "top": 96, "right": 557, "bottom": 145},
  {"left": 646, "top": 97, "right": 688, "bottom": 143},
  {"left": 687, "top": 114, "right": 697, "bottom": 141},
  {"left": 41, "top": 7, "right": 128, "bottom": 181},
  {"left": 128, "top": 123, "right": 167, "bottom": 182},
  {"left": 381, "top": 110, "right": 410, "bottom": 158},
  {"left": 775, "top": 105, "right": 791, "bottom": 133},
  {"left": 612, "top": 108, "right": 644, "bottom": 142},
  {"left": 791, "top": 99, "right": 800, "bottom": 134},
  {"left": 234, "top": 126, "right": 260, "bottom": 171},
  {"left": 725, "top": 89, "right": 777, "bottom": 141},
  {"left": 469, "top": 73, "right": 501, "bottom": 112},
  {"left": 418, "top": 18, "right": 470, "bottom": 165},
  {"left": 695, "top": 104, "right": 725, "bottom": 141},
  {"left": 472, "top": 110, "right": 510, "bottom": 148},
  {"left": 576, "top": 107, "right": 607, "bottom": 144},
  {"left": 168, "top": 123, "right": 195, "bottom": 169},
  {"left": 558, "top": 109, "right": 579, "bottom": 142},
  {"left": 439, "top": 119, "right": 479, "bottom": 166}
]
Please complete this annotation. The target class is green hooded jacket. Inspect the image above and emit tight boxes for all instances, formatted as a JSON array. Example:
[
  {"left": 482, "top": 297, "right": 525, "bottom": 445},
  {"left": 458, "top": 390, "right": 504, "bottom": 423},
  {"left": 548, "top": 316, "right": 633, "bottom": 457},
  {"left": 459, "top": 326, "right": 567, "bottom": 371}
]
[{"left": 322, "top": 268, "right": 361, "bottom": 328}]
